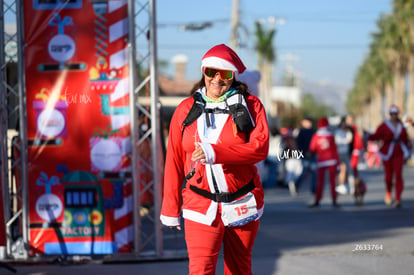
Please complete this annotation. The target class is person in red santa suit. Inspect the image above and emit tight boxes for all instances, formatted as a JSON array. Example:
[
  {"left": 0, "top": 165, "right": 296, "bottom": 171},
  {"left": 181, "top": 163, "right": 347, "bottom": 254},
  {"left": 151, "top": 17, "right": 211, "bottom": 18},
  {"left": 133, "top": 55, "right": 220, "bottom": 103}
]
[
  {"left": 349, "top": 125, "right": 364, "bottom": 178},
  {"left": 368, "top": 105, "right": 411, "bottom": 208},
  {"left": 309, "top": 117, "right": 340, "bottom": 208},
  {"left": 160, "top": 44, "right": 269, "bottom": 275}
]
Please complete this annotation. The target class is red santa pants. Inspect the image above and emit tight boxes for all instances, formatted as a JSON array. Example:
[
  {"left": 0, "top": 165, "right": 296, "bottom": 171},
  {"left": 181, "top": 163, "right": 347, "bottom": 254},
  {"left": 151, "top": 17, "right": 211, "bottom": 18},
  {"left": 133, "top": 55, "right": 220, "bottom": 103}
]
[
  {"left": 315, "top": 165, "right": 337, "bottom": 202},
  {"left": 184, "top": 211, "right": 259, "bottom": 275},
  {"left": 350, "top": 152, "right": 360, "bottom": 178},
  {"left": 383, "top": 153, "right": 404, "bottom": 201}
]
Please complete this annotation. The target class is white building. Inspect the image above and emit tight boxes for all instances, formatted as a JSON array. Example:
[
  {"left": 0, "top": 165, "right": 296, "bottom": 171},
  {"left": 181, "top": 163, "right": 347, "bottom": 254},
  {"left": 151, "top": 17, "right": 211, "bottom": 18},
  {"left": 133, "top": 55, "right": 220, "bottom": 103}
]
[{"left": 270, "top": 86, "right": 302, "bottom": 108}]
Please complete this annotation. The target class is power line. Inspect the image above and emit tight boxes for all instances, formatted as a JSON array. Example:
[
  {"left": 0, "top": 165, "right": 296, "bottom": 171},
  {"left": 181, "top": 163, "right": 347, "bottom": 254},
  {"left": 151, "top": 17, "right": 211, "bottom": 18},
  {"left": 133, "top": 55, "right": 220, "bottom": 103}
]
[
  {"left": 157, "top": 17, "right": 375, "bottom": 29},
  {"left": 157, "top": 43, "right": 369, "bottom": 51},
  {"left": 277, "top": 44, "right": 369, "bottom": 50},
  {"left": 285, "top": 18, "right": 376, "bottom": 23},
  {"left": 157, "top": 18, "right": 229, "bottom": 28}
]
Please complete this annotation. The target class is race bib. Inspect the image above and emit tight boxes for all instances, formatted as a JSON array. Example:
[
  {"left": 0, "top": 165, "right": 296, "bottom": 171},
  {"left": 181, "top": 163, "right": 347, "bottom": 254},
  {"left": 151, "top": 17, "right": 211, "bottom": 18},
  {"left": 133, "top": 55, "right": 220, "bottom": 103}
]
[{"left": 221, "top": 192, "right": 258, "bottom": 227}]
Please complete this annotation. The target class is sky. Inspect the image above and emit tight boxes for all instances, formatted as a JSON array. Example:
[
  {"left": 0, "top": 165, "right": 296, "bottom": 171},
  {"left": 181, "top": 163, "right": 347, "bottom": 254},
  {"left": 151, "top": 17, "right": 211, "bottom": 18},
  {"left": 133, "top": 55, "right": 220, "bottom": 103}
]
[
  {"left": 2, "top": 0, "right": 392, "bottom": 100},
  {"left": 156, "top": 0, "right": 392, "bottom": 91}
]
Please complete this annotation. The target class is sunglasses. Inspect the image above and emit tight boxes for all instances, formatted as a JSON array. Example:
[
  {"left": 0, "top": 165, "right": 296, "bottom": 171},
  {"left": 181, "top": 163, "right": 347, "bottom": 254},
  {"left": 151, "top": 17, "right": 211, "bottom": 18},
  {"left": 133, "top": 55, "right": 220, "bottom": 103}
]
[{"left": 203, "top": 67, "right": 234, "bottom": 80}]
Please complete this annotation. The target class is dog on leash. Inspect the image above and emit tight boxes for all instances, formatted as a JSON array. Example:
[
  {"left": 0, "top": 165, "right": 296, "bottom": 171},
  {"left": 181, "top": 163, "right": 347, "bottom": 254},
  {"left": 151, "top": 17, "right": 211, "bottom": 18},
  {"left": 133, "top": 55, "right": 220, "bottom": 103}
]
[{"left": 353, "top": 177, "right": 367, "bottom": 206}]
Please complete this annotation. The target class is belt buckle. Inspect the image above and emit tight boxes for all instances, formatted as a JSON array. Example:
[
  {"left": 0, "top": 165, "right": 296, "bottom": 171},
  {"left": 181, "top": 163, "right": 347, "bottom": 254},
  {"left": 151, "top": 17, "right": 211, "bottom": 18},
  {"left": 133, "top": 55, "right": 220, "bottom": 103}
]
[{"left": 215, "top": 192, "right": 231, "bottom": 203}]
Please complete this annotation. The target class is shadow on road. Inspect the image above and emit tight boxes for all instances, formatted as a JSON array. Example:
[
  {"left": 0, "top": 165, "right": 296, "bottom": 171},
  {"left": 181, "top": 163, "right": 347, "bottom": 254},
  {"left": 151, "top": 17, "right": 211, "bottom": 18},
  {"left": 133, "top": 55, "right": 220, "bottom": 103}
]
[{"left": 254, "top": 166, "right": 414, "bottom": 275}]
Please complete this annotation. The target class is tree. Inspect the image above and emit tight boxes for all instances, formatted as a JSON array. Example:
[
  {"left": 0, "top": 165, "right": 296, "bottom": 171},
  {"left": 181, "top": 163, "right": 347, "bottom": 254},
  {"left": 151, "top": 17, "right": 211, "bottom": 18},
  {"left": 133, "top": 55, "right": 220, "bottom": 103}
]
[
  {"left": 393, "top": 0, "right": 414, "bottom": 119},
  {"left": 301, "top": 93, "right": 336, "bottom": 119},
  {"left": 254, "top": 21, "right": 276, "bottom": 120},
  {"left": 346, "top": 0, "right": 414, "bottom": 134}
]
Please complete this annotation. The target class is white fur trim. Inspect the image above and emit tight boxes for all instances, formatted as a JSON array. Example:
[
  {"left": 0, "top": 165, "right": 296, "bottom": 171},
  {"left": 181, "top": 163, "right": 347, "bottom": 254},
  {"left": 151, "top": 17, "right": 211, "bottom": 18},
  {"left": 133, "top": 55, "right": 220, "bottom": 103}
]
[
  {"left": 379, "top": 120, "right": 410, "bottom": 160},
  {"left": 160, "top": 215, "right": 181, "bottom": 227},
  {"left": 211, "top": 164, "right": 228, "bottom": 192},
  {"left": 205, "top": 164, "right": 222, "bottom": 192},
  {"left": 199, "top": 142, "right": 215, "bottom": 164},
  {"left": 317, "top": 159, "right": 337, "bottom": 168},
  {"left": 389, "top": 105, "right": 399, "bottom": 113},
  {"left": 201, "top": 57, "right": 239, "bottom": 77},
  {"left": 182, "top": 201, "right": 218, "bottom": 226},
  {"left": 256, "top": 205, "right": 264, "bottom": 220},
  {"left": 198, "top": 105, "right": 228, "bottom": 143}
]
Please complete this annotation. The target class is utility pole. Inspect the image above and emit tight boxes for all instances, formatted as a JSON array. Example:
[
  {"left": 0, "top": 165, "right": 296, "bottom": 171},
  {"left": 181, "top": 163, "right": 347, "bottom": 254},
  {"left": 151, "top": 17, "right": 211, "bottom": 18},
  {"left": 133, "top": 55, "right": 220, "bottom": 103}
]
[{"left": 229, "top": 0, "right": 239, "bottom": 50}]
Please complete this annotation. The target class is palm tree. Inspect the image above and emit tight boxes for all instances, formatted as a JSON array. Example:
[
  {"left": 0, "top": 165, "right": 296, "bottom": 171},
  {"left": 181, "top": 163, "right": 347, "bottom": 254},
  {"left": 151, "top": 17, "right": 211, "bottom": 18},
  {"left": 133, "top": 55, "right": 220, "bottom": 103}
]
[
  {"left": 393, "top": 0, "right": 414, "bottom": 124},
  {"left": 346, "top": 15, "right": 395, "bottom": 130},
  {"left": 254, "top": 21, "right": 276, "bottom": 122},
  {"left": 347, "top": 0, "right": 414, "bottom": 134},
  {"left": 372, "top": 8, "right": 411, "bottom": 114},
  {"left": 367, "top": 29, "right": 395, "bottom": 122}
]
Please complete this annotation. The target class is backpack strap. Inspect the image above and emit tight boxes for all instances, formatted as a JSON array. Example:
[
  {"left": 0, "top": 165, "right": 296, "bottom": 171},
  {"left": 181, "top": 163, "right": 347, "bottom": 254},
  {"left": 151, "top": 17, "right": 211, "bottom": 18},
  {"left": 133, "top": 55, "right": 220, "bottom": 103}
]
[
  {"left": 182, "top": 92, "right": 205, "bottom": 137},
  {"left": 181, "top": 91, "right": 255, "bottom": 139},
  {"left": 226, "top": 93, "right": 255, "bottom": 136}
]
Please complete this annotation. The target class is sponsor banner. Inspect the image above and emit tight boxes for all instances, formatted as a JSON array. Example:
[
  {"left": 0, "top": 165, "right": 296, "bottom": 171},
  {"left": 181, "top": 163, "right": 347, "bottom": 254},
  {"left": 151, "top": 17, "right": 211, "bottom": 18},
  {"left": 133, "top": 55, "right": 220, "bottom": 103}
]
[{"left": 23, "top": 0, "right": 137, "bottom": 255}]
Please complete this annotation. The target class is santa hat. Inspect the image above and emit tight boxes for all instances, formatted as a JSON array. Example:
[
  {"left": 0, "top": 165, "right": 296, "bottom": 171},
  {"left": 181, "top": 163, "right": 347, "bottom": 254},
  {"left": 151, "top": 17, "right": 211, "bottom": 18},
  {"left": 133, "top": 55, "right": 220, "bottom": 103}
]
[
  {"left": 201, "top": 44, "right": 246, "bottom": 78},
  {"left": 388, "top": 104, "right": 400, "bottom": 114},
  {"left": 317, "top": 117, "right": 329, "bottom": 128}
]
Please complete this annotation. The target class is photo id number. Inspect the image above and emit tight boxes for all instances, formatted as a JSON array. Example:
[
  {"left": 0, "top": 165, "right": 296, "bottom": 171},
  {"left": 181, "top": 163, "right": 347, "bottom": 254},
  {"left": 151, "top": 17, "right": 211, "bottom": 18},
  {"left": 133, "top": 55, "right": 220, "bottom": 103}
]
[{"left": 352, "top": 243, "right": 383, "bottom": 252}]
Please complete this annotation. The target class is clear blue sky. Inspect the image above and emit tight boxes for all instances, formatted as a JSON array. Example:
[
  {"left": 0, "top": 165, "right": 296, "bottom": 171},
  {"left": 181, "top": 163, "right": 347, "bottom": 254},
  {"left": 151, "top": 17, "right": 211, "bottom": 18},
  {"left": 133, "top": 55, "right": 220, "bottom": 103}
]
[{"left": 157, "top": 0, "right": 392, "bottom": 90}]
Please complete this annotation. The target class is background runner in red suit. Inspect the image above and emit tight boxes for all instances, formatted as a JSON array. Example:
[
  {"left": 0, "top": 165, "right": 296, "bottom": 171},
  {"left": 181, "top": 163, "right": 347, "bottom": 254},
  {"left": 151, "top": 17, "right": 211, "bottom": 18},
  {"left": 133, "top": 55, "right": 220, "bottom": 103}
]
[
  {"left": 368, "top": 105, "right": 411, "bottom": 208},
  {"left": 160, "top": 44, "right": 269, "bottom": 275},
  {"left": 349, "top": 125, "right": 364, "bottom": 179},
  {"left": 309, "top": 117, "right": 340, "bottom": 208}
]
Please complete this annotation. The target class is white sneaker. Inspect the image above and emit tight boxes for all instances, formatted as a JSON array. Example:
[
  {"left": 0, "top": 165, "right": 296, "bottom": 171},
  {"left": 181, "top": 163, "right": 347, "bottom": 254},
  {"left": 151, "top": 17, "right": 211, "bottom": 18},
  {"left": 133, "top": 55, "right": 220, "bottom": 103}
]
[
  {"left": 335, "top": 184, "right": 348, "bottom": 195},
  {"left": 288, "top": 182, "right": 297, "bottom": 196}
]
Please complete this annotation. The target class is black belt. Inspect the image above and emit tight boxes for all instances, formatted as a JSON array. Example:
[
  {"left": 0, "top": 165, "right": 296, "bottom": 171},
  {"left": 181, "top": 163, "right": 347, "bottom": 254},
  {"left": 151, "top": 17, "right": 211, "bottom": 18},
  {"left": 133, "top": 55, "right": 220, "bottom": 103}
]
[{"left": 189, "top": 180, "right": 255, "bottom": 203}]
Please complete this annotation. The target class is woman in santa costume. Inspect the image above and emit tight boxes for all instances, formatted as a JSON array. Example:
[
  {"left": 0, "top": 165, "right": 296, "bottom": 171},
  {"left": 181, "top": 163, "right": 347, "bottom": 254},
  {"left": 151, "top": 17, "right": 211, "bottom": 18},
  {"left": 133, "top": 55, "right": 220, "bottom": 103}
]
[
  {"left": 368, "top": 105, "right": 411, "bottom": 208},
  {"left": 309, "top": 117, "right": 340, "bottom": 208},
  {"left": 160, "top": 44, "right": 269, "bottom": 275}
]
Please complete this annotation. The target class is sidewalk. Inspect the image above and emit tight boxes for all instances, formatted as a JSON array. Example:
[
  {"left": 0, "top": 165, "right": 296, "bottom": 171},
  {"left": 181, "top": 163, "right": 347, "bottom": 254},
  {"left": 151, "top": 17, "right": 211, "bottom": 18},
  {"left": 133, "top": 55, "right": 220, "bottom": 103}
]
[{"left": 3, "top": 165, "right": 414, "bottom": 274}]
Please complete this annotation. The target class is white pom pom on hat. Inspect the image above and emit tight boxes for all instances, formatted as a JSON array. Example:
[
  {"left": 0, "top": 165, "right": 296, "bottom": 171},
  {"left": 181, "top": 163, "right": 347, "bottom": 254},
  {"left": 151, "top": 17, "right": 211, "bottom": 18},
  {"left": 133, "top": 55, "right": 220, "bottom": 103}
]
[
  {"left": 201, "top": 44, "right": 246, "bottom": 78},
  {"left": 389, "top": 104, "right": 400, "bottom": 114}
]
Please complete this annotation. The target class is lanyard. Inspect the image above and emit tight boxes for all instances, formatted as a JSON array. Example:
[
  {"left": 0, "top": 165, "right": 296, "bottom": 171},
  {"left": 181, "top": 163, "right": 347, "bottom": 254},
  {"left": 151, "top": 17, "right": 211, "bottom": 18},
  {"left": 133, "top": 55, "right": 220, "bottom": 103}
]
[{"left": 209, "top": 165, "right": 220, "bottom": 193}]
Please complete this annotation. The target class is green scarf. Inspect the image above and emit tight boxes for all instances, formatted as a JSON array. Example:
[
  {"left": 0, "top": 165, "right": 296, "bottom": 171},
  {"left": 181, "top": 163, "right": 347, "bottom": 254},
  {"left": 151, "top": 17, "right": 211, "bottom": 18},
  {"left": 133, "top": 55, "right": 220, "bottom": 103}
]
[{"left": 201, "top": 88, "right": 238, "bottom": 103}]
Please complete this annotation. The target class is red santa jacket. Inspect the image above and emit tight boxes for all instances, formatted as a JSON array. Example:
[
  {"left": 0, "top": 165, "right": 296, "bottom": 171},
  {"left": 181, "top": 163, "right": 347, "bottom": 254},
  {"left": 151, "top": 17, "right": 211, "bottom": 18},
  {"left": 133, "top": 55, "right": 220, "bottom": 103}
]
[
  {"left": 309, "top": 127, "right": 339, "bottom": 168},
  {"left": 350, "top": 127, "right": 364, "bottom": 168},
  {"left": 368, "top": 120, "right": 411, "bottom": 161},
  {"left": 160, "top": 89, "right": 269, "bottom": 226}
]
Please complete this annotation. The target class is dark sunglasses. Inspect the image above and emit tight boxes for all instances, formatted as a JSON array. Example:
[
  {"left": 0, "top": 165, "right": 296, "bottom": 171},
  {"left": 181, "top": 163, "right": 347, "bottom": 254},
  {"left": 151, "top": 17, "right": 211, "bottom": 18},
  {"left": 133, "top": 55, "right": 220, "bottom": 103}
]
[{"left": 203, "top": 67, "right": 234, "bottom": 80}]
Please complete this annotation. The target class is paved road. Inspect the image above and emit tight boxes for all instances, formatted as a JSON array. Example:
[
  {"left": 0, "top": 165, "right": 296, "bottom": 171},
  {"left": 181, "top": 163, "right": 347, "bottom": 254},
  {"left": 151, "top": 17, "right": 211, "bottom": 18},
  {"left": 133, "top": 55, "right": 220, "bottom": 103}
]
[{"left": 3, "top": 165, "right": 414, "bottom": 274}]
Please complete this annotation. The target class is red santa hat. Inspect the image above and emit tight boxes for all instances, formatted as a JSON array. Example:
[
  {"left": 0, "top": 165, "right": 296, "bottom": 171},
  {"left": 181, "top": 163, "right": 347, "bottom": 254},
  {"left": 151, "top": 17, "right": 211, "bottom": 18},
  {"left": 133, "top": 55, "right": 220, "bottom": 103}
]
[
  {"left": 317, "top": 117, "right": 329, "bottom": 128},
  {"left": 388, "top": 104, "right": 400, "bottom": 114},
  {"left": 201, "top": 44, "right": 246, "bottom": 78}
]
